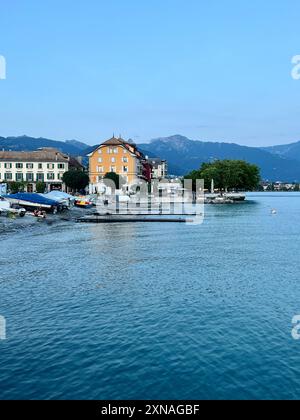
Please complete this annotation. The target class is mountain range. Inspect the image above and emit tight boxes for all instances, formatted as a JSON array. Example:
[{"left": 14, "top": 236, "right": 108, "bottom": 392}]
[
  {"left": 0, "top": 136, "right": 88, "bottom": 156},
  {"left": 1, "top": 135, "right": 300, "bottom": 182}
]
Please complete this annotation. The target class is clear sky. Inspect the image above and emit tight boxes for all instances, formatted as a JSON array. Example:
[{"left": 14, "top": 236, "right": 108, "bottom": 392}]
[{"left": 0, "top": 0, "right": 300, "bottom": 146}]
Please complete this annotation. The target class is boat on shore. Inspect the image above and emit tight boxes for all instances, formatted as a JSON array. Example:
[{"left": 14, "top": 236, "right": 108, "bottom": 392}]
[
  {"left": 40, "top": 191, "right": 76, "bottom": 209},
  {"left": 0, "top": 196, "right": 26, "bottom": 217},
  {"left": 74, "top": 196, "right": 93, "bottom": 209},
  {"left": 4, "top": 193, "right": 61, "bottom": 214}
]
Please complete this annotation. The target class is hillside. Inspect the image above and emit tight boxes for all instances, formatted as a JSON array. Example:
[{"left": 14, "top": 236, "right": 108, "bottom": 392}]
[
  {"left": 139, "top": 135, "right": 300, "bottom": 181},
  {"left": 0, "top": 136, "right": 89, "bottom": 156},
  {"left": 2, "top": 134, "right": 300, "bottom": 181},
  {"left": 262, "top": 141, "right": 300, "bottom": 162}
]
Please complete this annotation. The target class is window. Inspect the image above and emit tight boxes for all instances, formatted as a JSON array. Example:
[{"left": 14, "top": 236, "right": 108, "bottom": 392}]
[
  {"left": 38, "top": 163, "right": 43, "bottom": 169},
  {"left": 108, "top": 148, "right": 113, "bottom": 154},
  {"left": 37, "top": 173, "right": 44, "bottom": 182},
  {"left": 16, "top": 173, "right": 23, "bottom": 182},
  {"left": 111, "top": 157, "right": 116, "bottom": 163},
  {"left": 4, "top": 163, "right": 12, "bottom": 169},
  {"left": 16, "top": 163, "right": 23, "bottom": 169},
  {"left": 97, "top": 166, "right": 104, "bottom": 173},
  {"left": 57, "top": 163, "right": 65, "bottom": 169},
  {"left": 113, "top": 148, "right": 118, "bottom": 154},
  {"left": 47, "top": 173, "right": 55, "bottom": 180},
  {"left": 98, "top": 149, "right": 102, "bottom": 154},
  {"left": 47, "top": 163, "right": 55, "bottom": 170},
  {"left": 110, "top": 166, "right": 116, "bottom": 173},
  {"left": 98, "top": 158, "right": 102, "bottom": 163},
  {"left": 4, "top": 173, "right": 12, "bottom": 181},
  {"left": 122, "top": 157, "right": 128, "bottom": 163},
  {"left": 26, "top": 163, "right": 34, "bottom": 169},
  {"left": 123, "top": 166, "right": 128, "bottom": 173},
  {"left": 26, "top": 173, "right": 34, "bottom": 182}
]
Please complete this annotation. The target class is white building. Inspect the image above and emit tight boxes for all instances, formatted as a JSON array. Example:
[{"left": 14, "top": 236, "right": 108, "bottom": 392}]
[
  {"left": 0, "top": 148, "right": 83, "bottom": 192},
  {"left": 147, "top": 158, "right": 168, "bottom": 179}
]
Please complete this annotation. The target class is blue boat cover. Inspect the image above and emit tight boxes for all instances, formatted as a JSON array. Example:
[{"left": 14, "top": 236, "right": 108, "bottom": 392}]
[{"left": 5, "top": 193, "right": 59, "bottom": 206}]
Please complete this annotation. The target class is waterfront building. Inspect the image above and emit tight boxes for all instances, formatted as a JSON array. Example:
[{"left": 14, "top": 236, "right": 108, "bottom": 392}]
[
  {"left": 146, "top": 158, "right": 168, "bottom": 180},
  {"left": 0, "top": 148, "right": 84, "bottom": 192},
  {"left": 88, "top": 136, "right": 152, "bottom": 193}
]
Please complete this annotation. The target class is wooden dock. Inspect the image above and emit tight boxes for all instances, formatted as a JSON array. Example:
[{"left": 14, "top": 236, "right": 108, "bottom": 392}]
[{"left": 76, "top": 215, "right": 192, "bottom": 224}]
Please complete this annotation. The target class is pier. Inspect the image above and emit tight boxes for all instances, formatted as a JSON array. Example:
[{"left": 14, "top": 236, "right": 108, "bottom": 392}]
[{"left": 76, "top": 215, "right": 192, "bottom": 223}]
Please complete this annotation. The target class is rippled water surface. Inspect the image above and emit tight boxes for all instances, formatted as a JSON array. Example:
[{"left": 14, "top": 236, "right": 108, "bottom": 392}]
[{"left": 1, "top": 193, "right": 300, "bottom": 400}]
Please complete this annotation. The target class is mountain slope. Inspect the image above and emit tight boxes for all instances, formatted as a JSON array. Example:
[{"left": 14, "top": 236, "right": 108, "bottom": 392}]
[
  {"left": 262, "top": 141, "right": 300, "bottom": 162},
  {"left": 0, "top": 136, "right": 89, "bottom": 156},
  {"left": 140, "top": 135, "right": 300, "bottom": 181},
  {"left": 2, "top": 134, "right": 300, "bottom": 181},
  {"left": 65, "top": 139, "right": 90, "bottom": 151}
]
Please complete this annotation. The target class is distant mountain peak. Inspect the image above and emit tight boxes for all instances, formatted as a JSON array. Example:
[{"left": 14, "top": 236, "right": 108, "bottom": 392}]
[
  {"left": 139, "top": 135, "right": 300, "bottom": 181},
  {"left": 2, "top": 134, "right": 300, "bottom": 181},
  {"left": 150, "top": 135, "right": 194, "bottom": 153},
  {"left": 65, "top": 139, "right": 90, "bottom": 151},
  {"left": 151, "top": 134, "right": 190, "bottom": 144},
  {"left": 0, "top": 135, "right": 90, "bottom": 156}
]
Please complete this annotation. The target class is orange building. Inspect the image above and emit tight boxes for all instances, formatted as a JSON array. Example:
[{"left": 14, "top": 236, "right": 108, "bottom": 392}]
[{"left": 88, "top": 136, "right": 152, "bottom": 192}]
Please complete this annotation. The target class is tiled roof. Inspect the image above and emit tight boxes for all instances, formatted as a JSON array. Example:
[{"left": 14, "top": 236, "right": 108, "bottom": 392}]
[
  {"left": 102, "top": 137, "right": 126, "bottom": 146},
  {"left": 91, "top": 137, "right": 145, "bottom": 159},
  {"left": 69, "top": 156, "right": 85, "bottom": 170},
  {"left": 0, "top": 148, "right": 69, "bottom": 162}
]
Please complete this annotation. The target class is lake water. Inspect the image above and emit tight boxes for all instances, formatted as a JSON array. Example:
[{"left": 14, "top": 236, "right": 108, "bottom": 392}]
[{"left": 1, "top": 193, "right": 300, "bottom": 400}]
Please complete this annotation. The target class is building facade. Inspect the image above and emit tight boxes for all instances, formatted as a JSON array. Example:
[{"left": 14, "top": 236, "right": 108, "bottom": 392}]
[
  {"left": 0, "top": 148, "right": 83, "bottom": 192},
  {"left": 88, "top": 137, "right": 152, "bottom": 192},
  {"left": 147, "top": 158, "right": 168, "bottom": 180}
]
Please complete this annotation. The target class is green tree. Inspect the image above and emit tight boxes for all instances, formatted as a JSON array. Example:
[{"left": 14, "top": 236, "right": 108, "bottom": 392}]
[
  {"left": 104, "top": 172, "right": 121, "bottom": 190},
  {"left": 62, "top": 171, "right": 90, "bottom": 192},
  {"left": 185, "top": 160, "right": 261, "bottom": 192},
  {"left": 36, "top": 182, "right": 46, "bottom": 193},
  {"left": 8, "top": 181, "right": 27, "bottom": 194}
]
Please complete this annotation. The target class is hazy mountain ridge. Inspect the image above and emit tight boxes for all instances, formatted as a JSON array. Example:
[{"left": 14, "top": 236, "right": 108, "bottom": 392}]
[
  {"left": 139, "top": 135, "right": 300, "bottom": 181},
  {"left": 262, "top": 141, "right": 300, "bottom": 162},
  {"left": 0, "top": 136, "right": 89, "bottom": 156},
  {"left": 1, "top": 134, "right": 300, "bottom": 181}
]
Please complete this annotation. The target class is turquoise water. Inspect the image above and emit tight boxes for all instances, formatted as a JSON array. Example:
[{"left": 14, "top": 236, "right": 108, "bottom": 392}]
[{"left": 1, "top": 193, "right": 300, "bottom": 400}]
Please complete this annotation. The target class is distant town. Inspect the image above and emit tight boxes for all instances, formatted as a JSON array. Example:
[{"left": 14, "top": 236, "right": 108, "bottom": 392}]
[
  {"left": 0, "top": 136, "right": 169, "bottom": 196},
  {"left": 0, "top": 135, "right": 299, "bottom": 197}
]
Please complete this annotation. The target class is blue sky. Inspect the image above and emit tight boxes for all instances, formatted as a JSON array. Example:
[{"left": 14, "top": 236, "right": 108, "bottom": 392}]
[{"left": 0, "top": 0, "right": 300, "bottom": 146}]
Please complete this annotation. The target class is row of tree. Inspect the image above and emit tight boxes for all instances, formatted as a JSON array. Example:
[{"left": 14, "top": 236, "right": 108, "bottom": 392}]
[
  {"left": 6, "top": 172, "right": 90, "bottom": 194},
  {"left": 5, "top": 160, "right": 261, "bottom": 194},
  {"left": 7, "top": 181, "right": 47, "bottom": 194},
  {"left": 185, "top": 160, "right": 261, "bottom": 192}
]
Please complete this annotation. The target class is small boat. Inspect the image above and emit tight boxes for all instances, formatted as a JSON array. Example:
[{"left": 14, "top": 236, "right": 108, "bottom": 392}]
[
  {"left": 5, "top": 193, "right": 61, "bottom": 214},
  {"left": 0, "top": 196, "right": 26, "bottom": 217},
  {"left": 74, "top": 196, "right": 93, "bottom": 208}
]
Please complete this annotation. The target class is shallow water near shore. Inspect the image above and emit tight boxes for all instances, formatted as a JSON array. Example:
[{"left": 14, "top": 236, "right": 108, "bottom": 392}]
[{"left": 1, "top": 192, "right": 300, "bottom": 400}]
